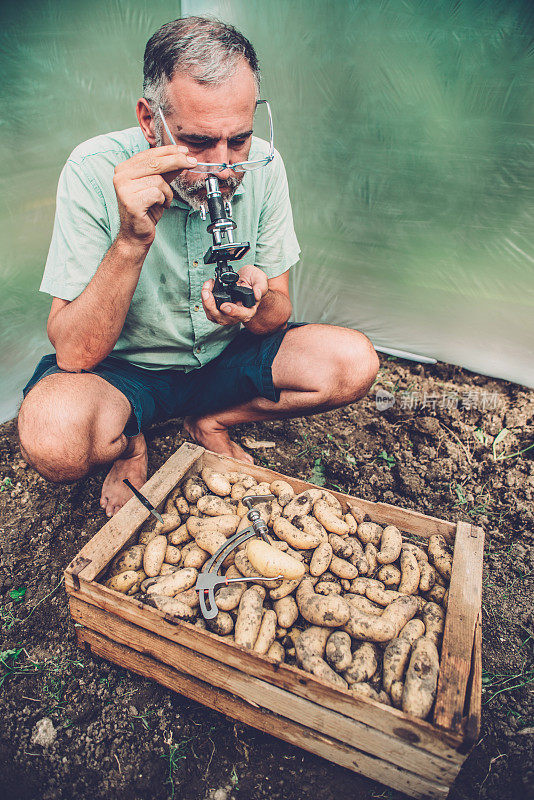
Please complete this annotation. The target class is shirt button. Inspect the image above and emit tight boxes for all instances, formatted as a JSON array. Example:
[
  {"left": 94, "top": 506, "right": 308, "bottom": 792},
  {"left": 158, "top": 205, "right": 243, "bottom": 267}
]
[
  {"left": 195, "top": 345, "right": 202, "bottom": 353},
  {"left": 193, "top": 304, "right": 200, "bottom": 312},
  {"left": 192, "top": 260, "right": 198, "bottom": 267}
]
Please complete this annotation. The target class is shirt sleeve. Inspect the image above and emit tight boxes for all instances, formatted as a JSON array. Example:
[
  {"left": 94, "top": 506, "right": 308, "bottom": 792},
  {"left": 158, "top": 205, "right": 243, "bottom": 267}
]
[
  {"left": 39, "top": 158, "right": 112, "bottom": 301},
  {"left": 254, "top": 148, "right": 301, "bottom": 278}
]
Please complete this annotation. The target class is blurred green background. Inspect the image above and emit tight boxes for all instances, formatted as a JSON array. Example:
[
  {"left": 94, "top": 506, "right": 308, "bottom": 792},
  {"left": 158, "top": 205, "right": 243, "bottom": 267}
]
[{"left": 1, "top": 0, "right": 533, "bottom": 422}]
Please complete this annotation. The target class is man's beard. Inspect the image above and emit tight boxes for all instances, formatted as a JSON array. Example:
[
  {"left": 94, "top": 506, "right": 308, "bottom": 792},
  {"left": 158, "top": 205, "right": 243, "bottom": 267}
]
[{"left": 154, "top": 131, "right": 243, "bottom": 211}]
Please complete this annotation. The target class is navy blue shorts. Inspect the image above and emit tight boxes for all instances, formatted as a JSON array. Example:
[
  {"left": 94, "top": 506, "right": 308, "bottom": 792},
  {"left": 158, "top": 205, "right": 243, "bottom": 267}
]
[{"left": 22, "top": 323, "right": 307, "bottom": 437}]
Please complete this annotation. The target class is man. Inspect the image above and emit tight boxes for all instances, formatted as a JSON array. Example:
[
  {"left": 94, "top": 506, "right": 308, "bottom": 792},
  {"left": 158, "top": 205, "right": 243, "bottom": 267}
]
[{"left": 18, "top": 17, "right": 379, "bottom": 517}]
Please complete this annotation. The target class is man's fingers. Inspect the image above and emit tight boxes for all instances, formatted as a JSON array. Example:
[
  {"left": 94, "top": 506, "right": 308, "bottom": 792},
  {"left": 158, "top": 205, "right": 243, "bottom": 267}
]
[
  {"left": 115, "top": 146, "right": 197, "bottom": 180},
  {"left": 135, "top": 175, "right": 174, "bottom": 207}
]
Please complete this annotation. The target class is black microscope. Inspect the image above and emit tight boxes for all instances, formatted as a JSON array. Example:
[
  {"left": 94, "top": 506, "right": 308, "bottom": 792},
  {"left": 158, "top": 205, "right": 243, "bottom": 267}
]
[{"left": 200, "top": 176, "right": 256, "bottom": 310}]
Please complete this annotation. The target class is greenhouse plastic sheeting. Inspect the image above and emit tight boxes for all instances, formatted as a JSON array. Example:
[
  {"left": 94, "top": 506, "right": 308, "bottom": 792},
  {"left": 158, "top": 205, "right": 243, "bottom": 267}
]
[{"left": 1, "top": 1, "right": 533, "bottom": 423}]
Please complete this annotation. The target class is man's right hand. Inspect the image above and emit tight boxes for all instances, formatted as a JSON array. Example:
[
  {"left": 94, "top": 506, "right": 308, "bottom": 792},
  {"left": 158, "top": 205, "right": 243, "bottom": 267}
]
[{"left": 113, "top": 145, "right": 198, "bottom": 249}]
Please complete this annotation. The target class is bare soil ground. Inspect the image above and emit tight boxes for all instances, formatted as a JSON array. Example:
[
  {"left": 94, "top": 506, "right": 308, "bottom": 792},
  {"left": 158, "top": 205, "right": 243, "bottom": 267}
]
[{"left": 0, "top": 354, "right": 533, "bottom": 800}]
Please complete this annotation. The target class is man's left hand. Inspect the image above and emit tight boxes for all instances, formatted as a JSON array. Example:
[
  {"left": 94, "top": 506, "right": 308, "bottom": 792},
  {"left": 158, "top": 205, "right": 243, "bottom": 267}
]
[{"left": 201, "top": 265, "right": 269, "bottom": 326}]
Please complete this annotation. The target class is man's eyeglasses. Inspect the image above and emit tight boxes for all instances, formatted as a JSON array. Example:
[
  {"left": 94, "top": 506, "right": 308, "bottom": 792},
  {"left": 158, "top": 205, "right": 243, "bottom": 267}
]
[{"left": 157, "top": 100, "right": 274, "bottom": 174}]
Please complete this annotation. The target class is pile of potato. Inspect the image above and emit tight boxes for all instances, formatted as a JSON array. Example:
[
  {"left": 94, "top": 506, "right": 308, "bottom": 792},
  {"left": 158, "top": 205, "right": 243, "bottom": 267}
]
[{"left": 101, "top": 468, "right": 453, "bottom": 721}]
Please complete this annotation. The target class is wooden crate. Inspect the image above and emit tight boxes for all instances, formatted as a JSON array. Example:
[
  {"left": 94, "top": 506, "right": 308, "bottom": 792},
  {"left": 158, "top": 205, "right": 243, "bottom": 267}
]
[{"left": 64, "top": 443, "right": 484, "bottom": 800}]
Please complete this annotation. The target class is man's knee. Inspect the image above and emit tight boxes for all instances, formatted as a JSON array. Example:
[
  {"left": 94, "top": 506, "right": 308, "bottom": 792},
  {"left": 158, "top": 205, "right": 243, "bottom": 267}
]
[
  {"left": 330, "top": 329, "right": 379, "bottom": 402},
  {"left": 18, "top": 375, "right": 128, "bottom": 483}
]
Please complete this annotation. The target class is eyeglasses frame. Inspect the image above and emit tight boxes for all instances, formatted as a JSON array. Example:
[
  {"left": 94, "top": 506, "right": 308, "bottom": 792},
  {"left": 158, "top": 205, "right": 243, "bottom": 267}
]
[{"left": 156, "top": 100, "right": 275, "bottom": 174}]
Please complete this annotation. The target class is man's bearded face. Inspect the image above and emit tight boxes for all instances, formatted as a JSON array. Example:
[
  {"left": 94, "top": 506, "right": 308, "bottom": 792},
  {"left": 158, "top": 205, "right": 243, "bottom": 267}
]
[{"left": 148, "top": 62, "right": 257, "bottom": 212}]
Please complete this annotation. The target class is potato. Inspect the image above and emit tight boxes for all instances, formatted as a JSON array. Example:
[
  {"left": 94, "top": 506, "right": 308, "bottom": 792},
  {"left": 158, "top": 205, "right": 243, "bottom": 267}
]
[
  {"left": 159, "top": 563, "right": 178, "bottom": 576},
  {"left": 270, "top": 480, "right": 295, "bottom": 507},
  {"left": 253, "top": 609, "right": 278, "bottom": 654},
  {"left": 147, "top": 594, "right": 197, "bottom": 621},
  {"left": 364, "top": 543, "right": 378, "bottom": 575},
  {"left": 231, "top": 482, "right": 248, "bottom": 501},
  {"left": 425, "top": 584, "right": 447, "bottom": 604},
  {"left": 344, "top": 513, "right": 358, "bottom": 535},
  {"left": 143, "top": 535, "right": 168, "bottom": 577},
  {"left": 383, "top": 596, "right": 419, "bottom": 636},
  {"left": 401, "top": 542, "right": 429, "bottom": 563},
  {"left": 402, "top": 637, "right": 440, "bottom": 719},
  {"left": 137, "top": 528, "right": 160, "bottom": 547},
  {"left": 206, "top": 611, "right": 234, "bottom": 636},
  {"left": 315, "top": 580, "right": 342, "bottom": 596},
  {"left": 226, "top": 471, "right": 246, "bottom": 484},
  {"left": 273, "top": 595, "right": 298, "bottom": 629},
  {"left": 350, "top": 683, "right": 391, "bottom": 705},
  {"left": 164, "top": 545, "right": 182, "bottom": 566},
  {"left": 329, "top": 555, "right": 358, "bottom": 580},
  {"left": 267, "top": 641, "right": 285, "bottom": 663},
  {"left": 109, "top": 545, "right": 145, "bottom": 577},
  {"left": 325, "top": 631, "right": 352, "bottom": 672},
  {"left": 187, "top": 515, "right": 240, "bottom": 537},
  {"left": 168, "top": 524, "right": 192, "bottom": 546},
  {"left": 428, "top": 535, "right": 452, "bottom": 582},
  {"left": 292, "top": 515, "right": 329, "bottom": 542},
  {"left": 194, "top": 528, "right": 228, "bottom": 556},
  {"left": 273, "top": 517, "right": 322, "bottom": 549},
  {"left": 346, "top": 501, "right": 366, "bottom": 525},
  {"left": 328, "top": 534, "right": 353, "bottom": 559},
  {"left": 250, "top": 584, "right": 267, "bottom": 600},
  {"left": 383, "top": 637, "right": 412, "bottom": 693},
  {"left": 345, "top": 594, "right": 384, "bottom": 616},
  {"left": 365, "top": 584, "right": 401, "bottom": 607},
  {"left": 234, "top": 549, "right": 261, "bottom": 579},
  {"left": 398, "top": 550, "right": 421, "bottom": 595},
  {"left": 418, "top": 561, "right": 436, "bottom": 593},
  {"left": 309, "top": 542, "right": 333, "bottom": 577},
  {"left": 146, "top": 567, "right": 198, "bottom": 598},
  {"left": 313, "top": 500, "right": 349, "bottom": 535},
  {"left": 296, "top": 578, "right": 350, "bottom": 627},
  {"left": 197, "top": 495, "right": 234, "bottom": 516},
  {"left": 357, "top": 522, "right": 382, "bottom": 546},
  {"left": 282, "top": 493, "right": 313, "bottom": 519},
  {"left": 344, "top": 596, "right": 417, "bottom": 643},
  {"left": 376, "top": 525, "right": 402, "bottom": 565},
  {"left": 236, "top": 496, "right": 272, "bottom": 522},
  {"left": 390, "top": 680, "right": 404, "bottom": 708},
  {"left": 183, "top": 544, "right": 210, "bottom": 569},
  {"left": 398, "top": 618, "right": 426, "bottom": 644},
  {"left": 105, "top": 570, "right": 139, "bottom": 593},
  {"left": 269, "top": 578, "right": 301, "bottom": 600},
  {"left": 343, "top": 642, "right": 379, "bottom": 684},
  {"left": 247, "top": 539, "right": 305, "bottom": 580},
  {"left": 302, "top": 654, "right": 348, "bottom": 688},
  {"left": 347, "top": 538, "right": 369, "bottom": 574},
  {"left": 153, "top": 510, "right": 182, "bottom": 535},
  {"left": 183, "top": 476, "right": 207, "bottom": 504},
  {"left": 422, "top": 602, "right": 445, "bottom": 647},
  {"left": 201, "top": 468, "right": 231, "bottom": 497},
  {"left": 350, "top": 577, "right": 382, "bottom": 595},
  {"left": 210, "top": 567, "right": 243, "bottom": 612},
  {"left": 377, "top": 564, "right": 401, "bottom": 588},
  {"left": 172, "top": 588, "right": 200, "bottom": 608},
  {"left": 126, "top": 569, "right": 147, "bottom": 595},
  {"left": 174, "top": 496, "right": 189, "bottom": 517},
  {"left": 234, "top": 588, "right": 263, "bottom": 649}
]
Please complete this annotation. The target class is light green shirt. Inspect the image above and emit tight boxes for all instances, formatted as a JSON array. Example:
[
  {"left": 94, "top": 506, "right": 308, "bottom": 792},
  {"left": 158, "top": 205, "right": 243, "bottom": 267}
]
[{"left": 40, "top": 127, "right": 301, "bottom": 371}]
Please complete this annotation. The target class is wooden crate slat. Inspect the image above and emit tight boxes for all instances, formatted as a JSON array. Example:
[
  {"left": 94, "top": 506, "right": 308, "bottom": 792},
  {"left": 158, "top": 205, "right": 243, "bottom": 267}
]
[
  {"left": 433, "top": 522, "right": 484, "bottom": 732},
  {"left": 462, "top": 612, "right": 483, "bottom": 752},
  {"left": 78, "top": 627, "right": 450, "bottom": 800},
  {"left": 65, "top": 443, "right": 203, "bottom": 582},
  {"left": 201, "top": 450, "right": 456, "bottom": 539},
  {"left": 70, "top": 596, "right": 461, "bottom": 783},
  {"left": 65, "top": 573, "right": 464, "bottom": 761}
]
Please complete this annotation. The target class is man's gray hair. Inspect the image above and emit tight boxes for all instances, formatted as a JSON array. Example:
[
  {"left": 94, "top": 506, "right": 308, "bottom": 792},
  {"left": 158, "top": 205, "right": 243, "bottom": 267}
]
[{"left": 143, "top": 16, "right": 261, "bottom": 114}]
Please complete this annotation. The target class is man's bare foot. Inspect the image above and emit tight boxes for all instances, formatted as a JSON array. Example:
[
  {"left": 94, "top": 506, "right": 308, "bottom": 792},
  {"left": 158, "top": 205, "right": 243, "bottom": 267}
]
[
  {"left": 100, "top": 432, "right": 148, "bottom": 517},
  {"left": 183, "top": 416, "right": 254, "bottom": 464}
]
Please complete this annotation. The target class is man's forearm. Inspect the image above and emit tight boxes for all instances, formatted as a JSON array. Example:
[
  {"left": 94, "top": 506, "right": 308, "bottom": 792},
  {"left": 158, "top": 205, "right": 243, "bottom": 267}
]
[
  {"left": 243, "top": 289, "right": 292, "bottom": 336},
  {"left": 49, "top": 237, "right": 149, "bottom": 371}
]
